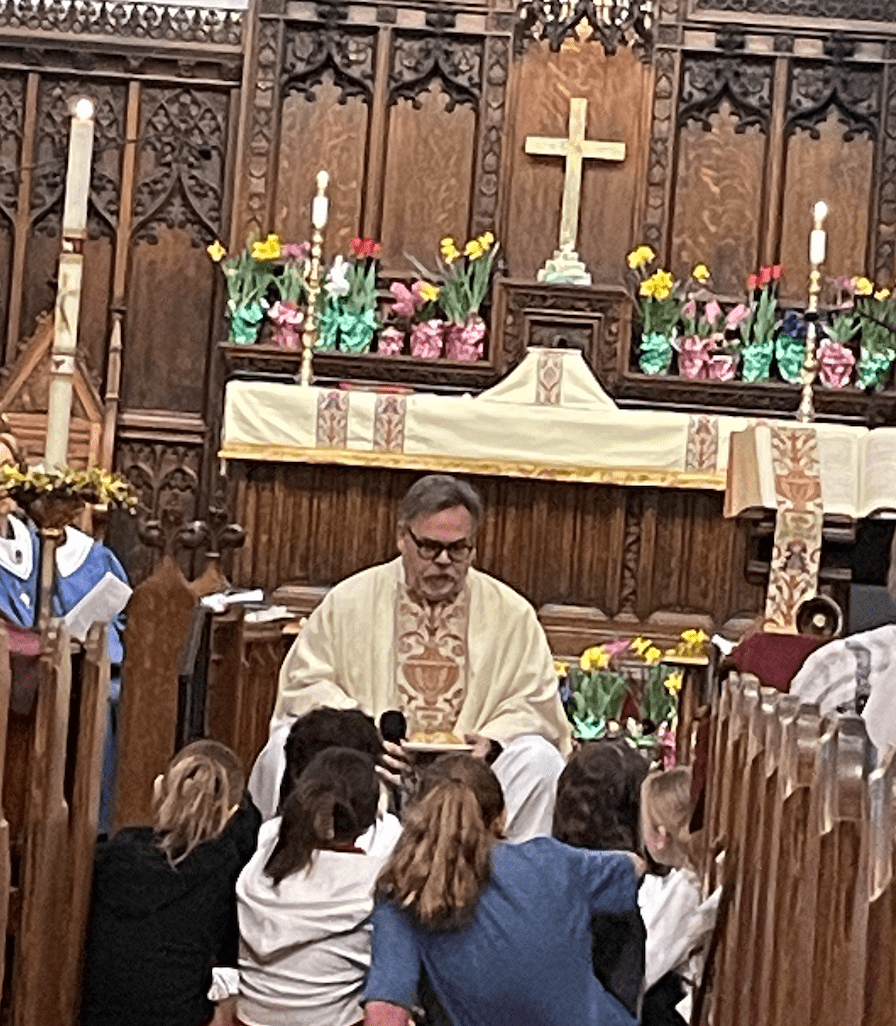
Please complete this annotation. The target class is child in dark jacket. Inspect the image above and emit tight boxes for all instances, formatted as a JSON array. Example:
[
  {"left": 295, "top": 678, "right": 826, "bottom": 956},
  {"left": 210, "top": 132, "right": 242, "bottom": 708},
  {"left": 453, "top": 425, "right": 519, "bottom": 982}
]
[{"left": 81, "top": 739, "right": 261, "bottom": 1026}]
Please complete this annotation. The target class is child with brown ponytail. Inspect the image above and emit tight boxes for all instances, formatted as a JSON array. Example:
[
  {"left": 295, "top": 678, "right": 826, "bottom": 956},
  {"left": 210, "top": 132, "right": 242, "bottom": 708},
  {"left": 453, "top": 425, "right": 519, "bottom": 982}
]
[
  {"left": 81, "top": 740, "right": 261, "bottom": 1026},
  {"left": 365, "top": 754, "right": 644, "bottom": 1026},
  {"left": 236, "top": 746, "right": 386, "bottom": 1026}
]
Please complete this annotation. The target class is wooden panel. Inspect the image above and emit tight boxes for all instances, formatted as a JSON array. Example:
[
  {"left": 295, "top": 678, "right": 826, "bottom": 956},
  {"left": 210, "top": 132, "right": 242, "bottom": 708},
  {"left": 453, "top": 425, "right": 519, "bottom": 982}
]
[
  {"left": 779, "top": 111, "right": 875, "bottom": 303},
  {"left": 78, "top": 236, "right": 115, "bottom": 388},
  {"left": 505, "top": 41, "right": 653, "bottom": 284},
  {"left": 275, "top": 78, "right": 369, "bottom": 256},
  {"left": 229, "top": 462, "right": 764, "bottom": 629},
  {"left": 380, "top": 86, "right": 476, "bottom": 271},
  {"left": 671, "top": 107, "right": 767, "bottom": 297},
  {"left": 123, "top": 230, "right": 216, "bottom": 412}
]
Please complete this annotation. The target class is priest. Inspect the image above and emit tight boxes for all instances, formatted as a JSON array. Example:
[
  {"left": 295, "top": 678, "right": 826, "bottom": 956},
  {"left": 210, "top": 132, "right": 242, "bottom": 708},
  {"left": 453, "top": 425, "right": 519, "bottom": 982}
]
[{"left": 252, "top": 474, "right": 571, "bottom": 841}]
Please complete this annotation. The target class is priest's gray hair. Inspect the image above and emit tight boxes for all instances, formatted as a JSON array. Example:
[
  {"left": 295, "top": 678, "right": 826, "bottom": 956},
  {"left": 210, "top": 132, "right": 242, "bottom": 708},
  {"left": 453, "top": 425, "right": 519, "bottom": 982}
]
[{"left": 400, "top": 474, "right": 483, "bottom": 530}]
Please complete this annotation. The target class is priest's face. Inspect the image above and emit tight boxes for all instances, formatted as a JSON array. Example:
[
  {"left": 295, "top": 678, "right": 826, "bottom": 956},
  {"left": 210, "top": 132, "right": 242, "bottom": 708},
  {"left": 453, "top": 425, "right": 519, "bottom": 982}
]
[{"left": 398, "top": 504, "right": 476, "bottom": 604}]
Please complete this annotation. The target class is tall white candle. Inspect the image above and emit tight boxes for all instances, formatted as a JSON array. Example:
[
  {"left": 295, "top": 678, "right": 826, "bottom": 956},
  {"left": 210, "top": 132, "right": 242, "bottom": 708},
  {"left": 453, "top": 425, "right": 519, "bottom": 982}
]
[
  {"left": 46, "top": 96, "right": 95, "bottom": 467},
  {"left": 809, "top": 200, "right": 827, "bottom": 266},
  {"left": 311, "top": 169, "right": 329, "bottom": 229}
]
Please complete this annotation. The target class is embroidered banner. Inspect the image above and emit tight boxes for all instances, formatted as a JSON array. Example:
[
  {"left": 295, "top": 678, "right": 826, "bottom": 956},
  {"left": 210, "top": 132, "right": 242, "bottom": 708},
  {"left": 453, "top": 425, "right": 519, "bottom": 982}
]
[
  {"left": 763, "top": 426, "right": 824, "bottom": 634},
  {"left": 315, "top": 390, "right": 349, "bottom": 449},
  {"left": 685, "top": 414, "right": 719, "bottom": 472},
  {"left": 373, "top": 395, "right": 407, "bottom": 453},
  {"left": 536, "top": 350, "right": 563, "bottom": 405}
]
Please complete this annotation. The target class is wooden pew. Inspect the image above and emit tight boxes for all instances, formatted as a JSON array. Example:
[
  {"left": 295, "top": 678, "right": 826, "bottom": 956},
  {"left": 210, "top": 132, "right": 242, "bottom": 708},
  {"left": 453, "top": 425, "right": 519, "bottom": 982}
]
[{"left": 6, "top": 623, "right": 109, "bottom": 1026}]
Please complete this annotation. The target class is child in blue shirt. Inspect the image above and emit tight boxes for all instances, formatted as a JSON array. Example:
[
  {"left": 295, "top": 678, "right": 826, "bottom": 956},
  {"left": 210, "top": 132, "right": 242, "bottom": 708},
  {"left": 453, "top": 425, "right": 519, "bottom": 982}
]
[{"left": 364, "top": 754, "right": 642, "bottom": 1026}]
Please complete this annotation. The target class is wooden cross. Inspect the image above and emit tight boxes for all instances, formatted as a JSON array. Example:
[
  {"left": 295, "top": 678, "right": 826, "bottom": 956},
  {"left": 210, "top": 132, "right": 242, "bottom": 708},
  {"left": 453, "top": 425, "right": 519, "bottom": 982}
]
[{"left": 525, "top": 97, "right": 626, "bottom": 254}]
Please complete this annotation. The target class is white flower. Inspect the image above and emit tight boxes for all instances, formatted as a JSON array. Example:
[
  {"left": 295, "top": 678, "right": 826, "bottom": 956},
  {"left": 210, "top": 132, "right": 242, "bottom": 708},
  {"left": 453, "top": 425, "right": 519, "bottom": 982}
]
[{"left": 325, "top": 256, "right": 351, "bottom": 298}]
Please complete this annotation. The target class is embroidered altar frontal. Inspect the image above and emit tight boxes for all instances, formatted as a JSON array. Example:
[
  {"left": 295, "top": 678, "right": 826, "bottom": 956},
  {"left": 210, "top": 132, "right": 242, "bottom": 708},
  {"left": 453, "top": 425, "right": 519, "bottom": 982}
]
[{"left": 221, "top": 349, "right": 759, "bottom": 489}]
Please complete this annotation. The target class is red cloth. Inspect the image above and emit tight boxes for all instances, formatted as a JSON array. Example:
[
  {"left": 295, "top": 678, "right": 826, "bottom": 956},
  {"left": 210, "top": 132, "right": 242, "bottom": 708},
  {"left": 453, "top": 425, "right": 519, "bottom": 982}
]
[{"left": 729, "top": 631, "right": 827, "bottom": 692}]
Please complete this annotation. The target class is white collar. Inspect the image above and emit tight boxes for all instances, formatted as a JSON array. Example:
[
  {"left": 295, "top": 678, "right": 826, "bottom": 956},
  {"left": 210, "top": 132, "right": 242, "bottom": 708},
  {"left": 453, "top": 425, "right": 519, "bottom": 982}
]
[
  {"left": 0, "top": 516, "right": 34, "bottom": 580},
  {"left": 55, "top": 526, "right": 94, "bottom": 578}
]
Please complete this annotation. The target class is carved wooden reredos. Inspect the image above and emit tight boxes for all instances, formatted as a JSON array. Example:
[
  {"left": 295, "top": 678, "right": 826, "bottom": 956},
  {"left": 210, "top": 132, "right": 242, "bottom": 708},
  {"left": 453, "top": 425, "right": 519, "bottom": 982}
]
[{"left": 2, "top": 0, "right": 896, "bottom": 583}]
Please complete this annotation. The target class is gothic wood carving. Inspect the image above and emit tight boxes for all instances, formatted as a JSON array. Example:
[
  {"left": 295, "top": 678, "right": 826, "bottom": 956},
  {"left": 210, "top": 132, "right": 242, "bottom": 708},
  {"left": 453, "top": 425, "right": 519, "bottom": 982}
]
[
  {"left": 642, "top": 48, "right": 678, "bottom": 255},
  {"left": 118, "top": 441, "right": 202, "bottom": 524},
  {"left": 470, "top": 34, "right": 509, "bottom": 236},
  {"left": 677, "top": 56, "right": 774, "bottom": 134},
  {"left": 785, "top": 62, "right": 881, "bottom": 141},
  {"left": 0, "top": 0, "right": 242, "bottom": 45},
  {"left": 514, "top": 0, "right": 652, "bottom": 59},
  {"left": 236, "top": 16, "right": 282, "bottom": 241},
  {"left": 132, "top": 87, "right": 226, "bottom": 246},
  {"left": 694, "top": 0, "right": 896, "bottom": 19},
  {"left": 281, "top": 25, "right": 375, "bottom": 102},
  {"left": 388, "top": 33, "right": 483, "bottom": 110},
  {"left": 31, "top": 78, "right": 124, "bottom": 239},
  {"left": 874, "top": 65, "right": 896, "bottom": 282},
  {"left": 0, "top": 73, "right": 23, "bottom": 226}
]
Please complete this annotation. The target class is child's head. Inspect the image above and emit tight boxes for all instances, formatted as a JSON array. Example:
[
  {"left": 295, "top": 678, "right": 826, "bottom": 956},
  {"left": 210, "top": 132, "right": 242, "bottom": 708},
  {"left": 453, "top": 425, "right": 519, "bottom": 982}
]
[
  {"left": 378, "top": 753, "right": 505, "bottom": 930},
  {"left": 279, "top": 707, "right": 384, "bottom": 810},
  {"left": 265, "top": 747, "right": 380, "bottom": 884},
  {"left": 552, "top": 740, "right": 649, "bottom": 852},
  {"left": 154, "top": 739, "right": 245, "bottom": 866},
  {"left": 640, "top": 766, "right": 694, "bottom": 870}
]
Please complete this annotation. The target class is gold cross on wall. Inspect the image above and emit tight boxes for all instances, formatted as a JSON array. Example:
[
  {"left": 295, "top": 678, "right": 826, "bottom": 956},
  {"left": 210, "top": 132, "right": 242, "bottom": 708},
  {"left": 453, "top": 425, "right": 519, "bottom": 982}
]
[{"left": 525, "top": 97, "right": 626, "bottom": 255}]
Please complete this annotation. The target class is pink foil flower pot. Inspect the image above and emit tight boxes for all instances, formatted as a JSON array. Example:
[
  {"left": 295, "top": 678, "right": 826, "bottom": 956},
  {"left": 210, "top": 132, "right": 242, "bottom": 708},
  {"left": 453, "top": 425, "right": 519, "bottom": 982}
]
[
  {"left": 377, "top": 326, "right": 405, "bottom": 356},
  {"left": 678, "top": 336, "right": 712, "bottom": 379},
  {"left": 268, "top": 300, "right": 304, "bottom": 350},
  {"left": 818, "top": 343, "right": 855, "bottom": 388},
  {"left": 444, "top": 319, "right": 486, "bottom": 362},
  {"left": 706, "top": 353, "right": 738, "bottom": 381},
  {"left": 410, "top": 319, "right": 444, "bottom": 359}
]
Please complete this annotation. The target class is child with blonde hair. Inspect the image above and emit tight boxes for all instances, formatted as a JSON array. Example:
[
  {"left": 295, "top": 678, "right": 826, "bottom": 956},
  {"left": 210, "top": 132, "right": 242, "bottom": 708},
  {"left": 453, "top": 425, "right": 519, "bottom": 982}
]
[
  {"left": 82, "top": 739, "right": 261, "bottom": 1026},
  {"left": 640, "top": 766, "right": 719, "bottom": 1025},
  {"left": 365, "top": 753, "right": 642, "bottom": 1026},
  {"left": 237, "top": 747, "right": 387, "bottom": 1026}
]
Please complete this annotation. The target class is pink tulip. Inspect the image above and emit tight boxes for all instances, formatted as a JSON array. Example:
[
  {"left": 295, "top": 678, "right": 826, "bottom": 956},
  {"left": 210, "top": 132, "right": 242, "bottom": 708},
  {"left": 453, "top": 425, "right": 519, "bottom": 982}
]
[
  {"left": 389, "top": 282, "right": 420, "bottom": 318},
  {"left": 704, "top": 300, "right": 721, "bottom": 325},
  {"left": 726, "top": 303, "right": 749, "bottom": 329}
]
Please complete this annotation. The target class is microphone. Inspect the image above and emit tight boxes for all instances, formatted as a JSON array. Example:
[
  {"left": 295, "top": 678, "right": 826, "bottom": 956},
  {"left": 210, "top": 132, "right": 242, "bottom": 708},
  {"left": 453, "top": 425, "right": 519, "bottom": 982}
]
[{"left": 379, "top": 710, "right": 407, "bottom": 745}]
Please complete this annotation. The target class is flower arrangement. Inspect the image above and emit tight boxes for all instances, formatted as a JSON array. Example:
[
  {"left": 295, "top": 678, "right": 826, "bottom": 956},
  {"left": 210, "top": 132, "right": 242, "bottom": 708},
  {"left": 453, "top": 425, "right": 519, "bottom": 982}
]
[
  {"left": 0, "top": 464, "right": 137, "bottom": 528},
  {"left": 318, "top": 238, "right": 382, "bottom": 353},
  {"left": 558, "top": 630, "right": 703, "bottom": 755},
  {"left": 208, "top": 236, "right": 278, "bottom": 344}
]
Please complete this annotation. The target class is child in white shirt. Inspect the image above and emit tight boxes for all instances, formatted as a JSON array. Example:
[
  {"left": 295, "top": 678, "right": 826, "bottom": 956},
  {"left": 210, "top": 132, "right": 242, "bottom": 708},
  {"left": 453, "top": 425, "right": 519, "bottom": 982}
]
[{"left": 639, "top": 767, "right": 720, "bottom": 1024}]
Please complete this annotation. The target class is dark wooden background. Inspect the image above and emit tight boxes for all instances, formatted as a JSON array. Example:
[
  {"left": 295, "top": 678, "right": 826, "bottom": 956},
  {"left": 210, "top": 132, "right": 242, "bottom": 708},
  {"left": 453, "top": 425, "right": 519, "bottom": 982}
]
[{"left": 1, "top": 0, "right": 894, "bottom": 628}]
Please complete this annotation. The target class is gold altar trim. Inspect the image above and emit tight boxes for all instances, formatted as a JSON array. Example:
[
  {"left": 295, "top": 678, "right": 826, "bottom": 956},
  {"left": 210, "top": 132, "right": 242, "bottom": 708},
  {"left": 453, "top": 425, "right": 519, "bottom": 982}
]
[{"left": 218, "top": 442, "right": 726, "bottom": 490}]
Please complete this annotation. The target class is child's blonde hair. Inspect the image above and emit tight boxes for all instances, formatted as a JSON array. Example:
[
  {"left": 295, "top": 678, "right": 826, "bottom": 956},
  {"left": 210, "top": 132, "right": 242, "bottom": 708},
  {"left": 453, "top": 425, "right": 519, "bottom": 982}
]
[
  {"left": 377, "top": 754, "right": 504, "bottom": 930},
  {"left": 154, "top": 740, "right": 245, "bottom": 867},
  {"left": 641, "top": 766, "right": 694, "bottom": 870}
]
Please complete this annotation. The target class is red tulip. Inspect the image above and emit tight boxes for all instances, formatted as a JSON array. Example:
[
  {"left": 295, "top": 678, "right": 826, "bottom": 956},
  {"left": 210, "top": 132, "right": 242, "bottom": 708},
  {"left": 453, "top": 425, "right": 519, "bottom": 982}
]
[
  {"left": 759, "top": 266, "right": 772, "bottom": 286},
  {"left": 349, "top": 237, "right": 363, "bottom": 255},
  {"left": 748, "top": 274, "right": 759, "bottom": 290},
  {"left": 771, "top": 264, "right": 782, "bottom": 279}
]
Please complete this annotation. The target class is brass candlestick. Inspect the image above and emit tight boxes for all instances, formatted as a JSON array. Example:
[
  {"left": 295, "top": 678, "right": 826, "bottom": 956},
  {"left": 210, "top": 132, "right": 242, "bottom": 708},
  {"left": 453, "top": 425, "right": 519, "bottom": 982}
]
[
  {"left": 797, "top": 201, "right": 828, "bottom": 423},
  {"left": 300, "top": 170, "right": 329, "bottom": 387}
]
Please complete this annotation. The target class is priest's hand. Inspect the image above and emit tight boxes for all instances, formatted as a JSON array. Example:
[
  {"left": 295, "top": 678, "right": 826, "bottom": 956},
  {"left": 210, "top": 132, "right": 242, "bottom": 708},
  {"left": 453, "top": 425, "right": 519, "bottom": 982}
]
[
  {"left": 464, "top": 733, "right": 501, "bottom": 763},
  {"left": 379, "top": 740, "right": 410, "bottom": 789}
]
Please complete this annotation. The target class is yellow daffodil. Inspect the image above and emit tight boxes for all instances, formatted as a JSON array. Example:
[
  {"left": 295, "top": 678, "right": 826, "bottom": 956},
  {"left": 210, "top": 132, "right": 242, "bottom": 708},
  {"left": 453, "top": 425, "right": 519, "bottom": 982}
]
[
  {"left": 640, "top": 269, "right": 675, "bottom": 300},
  {"left": 251, "top": 233, "right": 282, "bottom": 260},
  {"left": 626, "top": 244, "right": 656, "bottom": 270},
  {"left": 465, "top": 238, "right": 485, "bottom": 260},
  {"left": 681, "top": 628, "right": 708, "bottom": 647},
  {"left": 664, "top": 670, "right": 684, "bottom": 695},
  {"left": 692, "top": 263, "right": 710, "bottom": 283},
  {"left": 440, "top": 236, "right": 461, "bottom": 264},
  {"left": 875, "top": 287, "right": 891, "bottom": 301},
  {"left": 207, "top": 239, "right": 227, "bottom": 262},
  {"left": 479, "top": 231, "right": 495, "bottom": 250},
  {"left": 554, "top": 660, "right": 569, "bottom": 678},
  {"left": 644, "top": 646, "right": 663, "bottom": 665},
  {"left": 579, "top": 645, "right": 611, "bottom": 672},
  {"left": 630, "top": 636, "right": 652, "bottom": 657},
  {"left": 852, "top": 275, "right": 874, "bottom": 296},
  {"left": 418, "top": 281, "right": 440, "bottom": 303}
]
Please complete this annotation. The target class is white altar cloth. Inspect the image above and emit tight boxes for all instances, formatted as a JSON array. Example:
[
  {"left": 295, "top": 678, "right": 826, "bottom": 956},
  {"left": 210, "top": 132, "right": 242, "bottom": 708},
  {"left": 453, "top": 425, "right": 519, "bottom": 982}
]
[{"left": 219, "top": 348, "right": 841, "bottom": 492}]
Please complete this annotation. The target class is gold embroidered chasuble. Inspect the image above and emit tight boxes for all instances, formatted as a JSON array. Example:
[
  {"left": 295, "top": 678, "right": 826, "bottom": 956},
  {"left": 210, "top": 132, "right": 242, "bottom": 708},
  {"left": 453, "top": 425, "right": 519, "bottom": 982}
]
[
  {"left": 394, "top": 583, "right": 470, "bottom": 736},
  {"left": 273, "top": 558, "right": 571, "bottom": 755}
]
